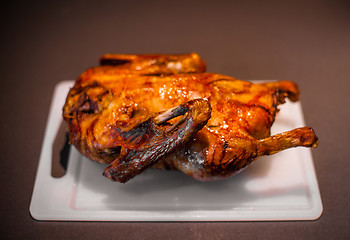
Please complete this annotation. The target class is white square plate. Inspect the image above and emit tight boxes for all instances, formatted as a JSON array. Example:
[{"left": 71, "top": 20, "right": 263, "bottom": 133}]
[{"left": 30, "top": 81, "right": 322, "bottom": 221}]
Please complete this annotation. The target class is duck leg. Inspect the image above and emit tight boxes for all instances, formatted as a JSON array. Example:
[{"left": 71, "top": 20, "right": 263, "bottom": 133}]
[{"left": 257, "top": 127, "right": 318, "bottom": 156}]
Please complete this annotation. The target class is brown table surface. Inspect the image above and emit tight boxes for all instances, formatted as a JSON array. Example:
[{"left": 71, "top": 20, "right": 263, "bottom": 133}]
[{"left": 1, "top": 0, "right": 349, "bottom": 239}]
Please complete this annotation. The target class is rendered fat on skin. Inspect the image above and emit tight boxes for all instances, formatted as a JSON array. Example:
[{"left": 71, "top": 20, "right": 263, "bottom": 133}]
[{"left": 62, "top": 53, "right": 318, "bottom": 183}]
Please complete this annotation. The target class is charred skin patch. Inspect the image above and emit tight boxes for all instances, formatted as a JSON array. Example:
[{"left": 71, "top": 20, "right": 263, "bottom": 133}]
[
  {"left": 100, "top": 58, "right": 131, "bottom": 66},
  {"left": 63, "top": 82, "right": 112, "bottom": 118}
]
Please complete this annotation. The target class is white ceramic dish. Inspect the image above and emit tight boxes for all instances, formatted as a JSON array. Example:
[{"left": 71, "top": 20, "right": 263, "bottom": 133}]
[{"left": 30, "top": 81, "right": 322, "bottom": 221}]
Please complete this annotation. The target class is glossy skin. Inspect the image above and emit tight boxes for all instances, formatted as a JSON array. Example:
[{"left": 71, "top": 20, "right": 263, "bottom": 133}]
[{"left": 63, "top": 53, "right": 318, "bottom": 182}]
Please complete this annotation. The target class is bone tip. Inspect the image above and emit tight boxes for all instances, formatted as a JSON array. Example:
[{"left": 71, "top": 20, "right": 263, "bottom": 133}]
[{"left": 312, "top": 138, "right": 319, "bottom": 148}]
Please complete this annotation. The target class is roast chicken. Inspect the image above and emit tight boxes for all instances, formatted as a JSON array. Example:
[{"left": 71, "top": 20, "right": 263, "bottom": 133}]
[{"left": 62, "top": 53, "right": 318, "bottom": 183}]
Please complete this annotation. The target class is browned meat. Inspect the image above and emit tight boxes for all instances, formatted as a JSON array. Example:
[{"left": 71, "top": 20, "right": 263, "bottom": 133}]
[{"left": 62, "top": 53, "right": 318, "bottom": 183}]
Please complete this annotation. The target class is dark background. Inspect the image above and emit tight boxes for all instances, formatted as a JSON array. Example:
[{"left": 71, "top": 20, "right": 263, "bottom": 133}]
[{"left": 1, "top": 0, "right": 349, "bottom": 239}]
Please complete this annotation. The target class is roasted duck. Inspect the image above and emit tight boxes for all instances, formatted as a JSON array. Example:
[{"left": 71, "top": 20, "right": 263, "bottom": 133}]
[{"left": 62, "top": 53, "right": 318, "bottom": 183}]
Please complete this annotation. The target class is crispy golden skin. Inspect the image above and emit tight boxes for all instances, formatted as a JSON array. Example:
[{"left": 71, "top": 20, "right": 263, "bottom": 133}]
[{"left": 63, "top": 53, "right": 318, "bottom": 183}]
